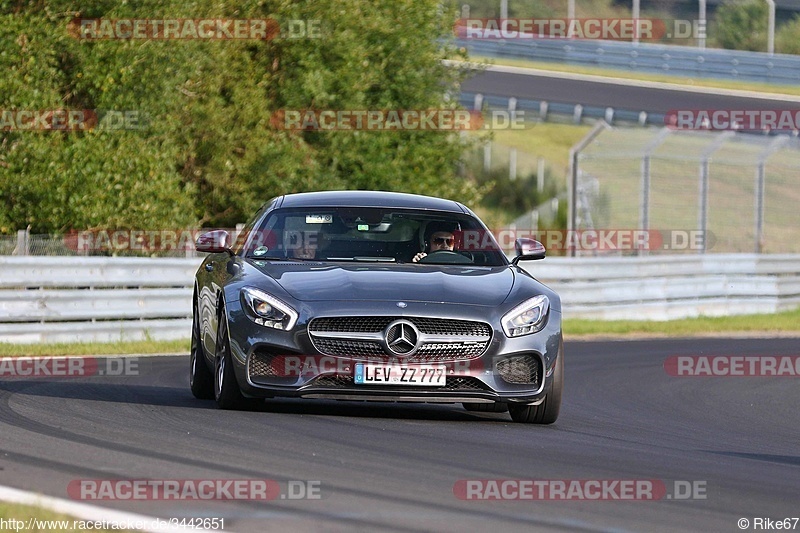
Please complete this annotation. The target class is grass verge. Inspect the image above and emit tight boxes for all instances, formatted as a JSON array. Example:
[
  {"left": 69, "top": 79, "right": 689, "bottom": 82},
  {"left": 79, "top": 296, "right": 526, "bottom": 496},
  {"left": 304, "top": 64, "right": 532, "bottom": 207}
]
[
  {"left": 0, "top": 339, "right": 188, "bottom": 357},
  {"left": 470, "top": 55, "right": 800, "bottom": 97},
  {"left": 564, "top": 306, "right": 800, "bottom": 337}
]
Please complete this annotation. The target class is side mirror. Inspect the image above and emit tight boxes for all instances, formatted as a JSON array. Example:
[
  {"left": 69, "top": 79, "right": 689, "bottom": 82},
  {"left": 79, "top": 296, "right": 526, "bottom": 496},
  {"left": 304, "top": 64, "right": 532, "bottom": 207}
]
[
  {"left": 195, "top": 230, "right": 232, "bottom": 254},
  {"left": 511, "top": 238, "right": 545, "bottom": 264}
]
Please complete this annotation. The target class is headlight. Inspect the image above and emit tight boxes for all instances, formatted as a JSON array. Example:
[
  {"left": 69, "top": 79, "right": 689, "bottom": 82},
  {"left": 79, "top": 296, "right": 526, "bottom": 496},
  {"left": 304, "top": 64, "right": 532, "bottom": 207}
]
[
  {"left": 502, "top": 295, "right": 549, "bottom": 337},
  {"left": 240, "top": 287, "right": 298, "bottom": 330}
]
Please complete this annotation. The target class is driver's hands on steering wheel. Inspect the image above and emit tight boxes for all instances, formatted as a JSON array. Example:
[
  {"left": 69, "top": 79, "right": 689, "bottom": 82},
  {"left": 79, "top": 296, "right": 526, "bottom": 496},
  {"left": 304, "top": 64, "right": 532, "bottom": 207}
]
[{"left": 412, "top": 252, "right": 427, "bottom": 263}]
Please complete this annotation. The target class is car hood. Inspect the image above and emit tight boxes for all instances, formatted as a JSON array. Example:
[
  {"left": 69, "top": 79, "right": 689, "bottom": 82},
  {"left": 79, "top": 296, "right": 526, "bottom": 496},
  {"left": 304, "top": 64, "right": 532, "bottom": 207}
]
[{"left": 246, "top": 260, "right": 515, "bottom": 306}]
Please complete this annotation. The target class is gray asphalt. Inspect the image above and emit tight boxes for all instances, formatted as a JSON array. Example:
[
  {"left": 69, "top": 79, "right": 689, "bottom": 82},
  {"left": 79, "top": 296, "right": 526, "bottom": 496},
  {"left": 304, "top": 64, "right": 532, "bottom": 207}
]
[
  {"left": 1, "top": 338, "right": 799, "bottom": 532},
  {"left": 461, "top": 70, "right": 800, "bottom": 114}
]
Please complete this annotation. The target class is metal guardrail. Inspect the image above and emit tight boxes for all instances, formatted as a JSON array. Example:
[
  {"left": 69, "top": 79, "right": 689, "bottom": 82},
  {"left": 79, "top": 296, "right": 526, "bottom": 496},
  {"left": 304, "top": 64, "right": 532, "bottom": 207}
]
[
  {"left": 524, "top": 254, "right": 800, "bottom": 320},
  {"left": 0, "top": 257, "right": 199, "bottom": 343},
  {"left": 459, "top": 92, "right": 663, "bottom": 126},
  {"left": 459, "top": 38, "right": 800, "bottom": 85},
  {"left": 1, "top": 255, "right": 799, "bottom": 343}
]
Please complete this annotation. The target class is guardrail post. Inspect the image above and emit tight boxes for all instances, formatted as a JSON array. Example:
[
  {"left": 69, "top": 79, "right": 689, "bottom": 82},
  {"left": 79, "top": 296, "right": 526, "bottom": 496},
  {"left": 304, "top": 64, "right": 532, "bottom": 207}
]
[
  {"left": 573, "top": 104, "right": 583, "bottom": 124},
  {"left": 568, "top": 120, "right": 610, "bottom": 257}
]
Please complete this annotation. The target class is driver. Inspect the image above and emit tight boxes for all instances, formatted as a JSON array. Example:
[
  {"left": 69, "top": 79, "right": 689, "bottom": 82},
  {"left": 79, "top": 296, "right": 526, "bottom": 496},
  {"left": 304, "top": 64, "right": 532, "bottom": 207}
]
[{"left": 412, "top": 221, "right": 457, "bottom": 263}]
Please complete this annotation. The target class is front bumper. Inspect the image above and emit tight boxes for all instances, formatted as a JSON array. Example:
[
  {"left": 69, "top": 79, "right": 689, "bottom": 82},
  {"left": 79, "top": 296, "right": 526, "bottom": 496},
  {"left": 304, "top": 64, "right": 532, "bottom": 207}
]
[{"left": 225, "top": 298, "right": 562, "bottom": 405}]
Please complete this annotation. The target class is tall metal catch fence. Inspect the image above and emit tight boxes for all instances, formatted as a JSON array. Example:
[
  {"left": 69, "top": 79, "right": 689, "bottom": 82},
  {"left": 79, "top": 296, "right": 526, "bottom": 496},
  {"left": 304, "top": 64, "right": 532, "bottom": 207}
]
[{"left": 570, "top": 126, "right": 800, "bottom": 254}]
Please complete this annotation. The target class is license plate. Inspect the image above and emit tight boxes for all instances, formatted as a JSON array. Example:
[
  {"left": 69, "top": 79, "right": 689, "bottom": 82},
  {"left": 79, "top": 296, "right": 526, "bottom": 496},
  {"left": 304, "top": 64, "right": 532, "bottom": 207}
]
[{"left": 354, "top": 363, "right": 446, "bottom": 386}]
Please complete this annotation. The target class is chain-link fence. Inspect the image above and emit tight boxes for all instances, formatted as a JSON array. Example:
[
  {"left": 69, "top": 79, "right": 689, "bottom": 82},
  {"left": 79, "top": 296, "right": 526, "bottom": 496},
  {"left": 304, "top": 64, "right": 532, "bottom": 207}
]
[
  {"left": 0, "top": 230, "right": 199, "bottom": 257},
  {"left": 571, "top": 126, "right": 800, "bottom": 255}
]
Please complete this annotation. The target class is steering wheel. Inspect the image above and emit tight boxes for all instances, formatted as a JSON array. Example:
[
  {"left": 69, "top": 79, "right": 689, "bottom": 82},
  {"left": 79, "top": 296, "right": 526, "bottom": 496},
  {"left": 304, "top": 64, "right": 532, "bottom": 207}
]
[{"left": 418, "top": 250, "right": 473, "bottom": 264}]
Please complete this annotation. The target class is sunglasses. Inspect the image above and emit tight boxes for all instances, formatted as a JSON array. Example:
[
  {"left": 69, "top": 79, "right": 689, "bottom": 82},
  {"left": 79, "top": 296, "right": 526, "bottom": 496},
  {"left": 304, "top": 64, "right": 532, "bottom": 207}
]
[{"left": 432, "top": 237, "right": 454, "bottom": 245}]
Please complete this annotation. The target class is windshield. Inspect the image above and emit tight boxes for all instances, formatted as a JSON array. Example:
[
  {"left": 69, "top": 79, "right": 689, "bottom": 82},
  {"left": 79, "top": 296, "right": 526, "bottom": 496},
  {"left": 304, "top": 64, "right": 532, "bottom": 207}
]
[{"left": 242, "top": 207, "right": 507, "bottom": 267}]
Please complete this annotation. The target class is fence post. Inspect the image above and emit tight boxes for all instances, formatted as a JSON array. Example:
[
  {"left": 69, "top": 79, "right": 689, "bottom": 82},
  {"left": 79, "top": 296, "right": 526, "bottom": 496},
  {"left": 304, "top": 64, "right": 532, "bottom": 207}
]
[
  {"left": 568, "top": 121, "right": 610, "bottom": 257},
  {"left": 537, "top": 157, "right": 545, "bottom": 194},
  {"left": 14, "top": 229, "right": 29, "bottom": 256},
  {"left": 755, "top": 136, "right": 788, "bottom": 253},
  {"left": 698, "top": 132, "right": 734, "bottom": 254},
  {"left": 640, "top": 128, "right": 672, "bottom": 255}
]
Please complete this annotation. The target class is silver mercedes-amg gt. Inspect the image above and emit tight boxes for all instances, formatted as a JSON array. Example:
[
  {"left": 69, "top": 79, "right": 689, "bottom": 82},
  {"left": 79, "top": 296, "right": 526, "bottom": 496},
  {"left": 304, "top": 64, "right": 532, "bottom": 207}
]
[{"left": 190, "top": 190, "right": 563, "bottom": 424}]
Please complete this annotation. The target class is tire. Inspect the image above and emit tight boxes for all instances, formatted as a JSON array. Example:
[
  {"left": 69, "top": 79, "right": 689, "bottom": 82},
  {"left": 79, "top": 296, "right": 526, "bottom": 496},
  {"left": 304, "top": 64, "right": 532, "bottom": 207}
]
[
  {"left": 189, "top": 304, "right": 214, "bottom": 399},
  {"left": 463, "top": 402, "right": 509, "bottom": 413},
  {"left": 213, "top": 308, "right": 251, "bottom": 410},
  {"left": 508, "top": 350, "right": 563, "bottom": 424}
]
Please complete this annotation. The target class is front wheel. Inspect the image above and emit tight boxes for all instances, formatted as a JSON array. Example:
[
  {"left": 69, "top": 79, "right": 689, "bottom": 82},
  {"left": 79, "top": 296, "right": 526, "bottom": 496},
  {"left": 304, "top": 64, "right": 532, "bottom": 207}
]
[
  {"left": 508, "top": 350, "right": 563, "bottom": 424},
  {"left": 214, "top": 309, "right": 252, "bottom": 410},
  {"left": 190, "top": 305, "right": 214, "bottom": 399}
]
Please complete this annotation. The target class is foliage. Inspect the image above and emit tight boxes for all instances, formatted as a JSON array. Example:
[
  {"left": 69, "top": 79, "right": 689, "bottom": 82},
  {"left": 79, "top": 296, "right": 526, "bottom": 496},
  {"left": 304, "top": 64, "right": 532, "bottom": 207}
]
[
  {"left": 0, "top": 0, "right": 478, "bottom": 233},
  {"left": 776, "top": 15, "right": 800, "bottom": 55},
  {"left": 711, "top": 0, "right": 769, "bottom": 52}
]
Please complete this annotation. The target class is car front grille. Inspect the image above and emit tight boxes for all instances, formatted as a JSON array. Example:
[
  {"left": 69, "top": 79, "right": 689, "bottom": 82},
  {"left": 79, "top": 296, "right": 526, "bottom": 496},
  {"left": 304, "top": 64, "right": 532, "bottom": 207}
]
[
  {"left": 496, "top": 354, "right": 541, "bottom": 387},
  {"left": 308, "top": 316, "right": 492, "bottom": 362}
]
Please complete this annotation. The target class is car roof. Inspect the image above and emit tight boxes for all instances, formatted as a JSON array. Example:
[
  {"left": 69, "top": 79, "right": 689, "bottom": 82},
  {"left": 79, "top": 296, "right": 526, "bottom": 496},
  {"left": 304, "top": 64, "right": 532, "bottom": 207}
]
[{"left": 277, "top": 190, "right": 467, "bottom": 213}]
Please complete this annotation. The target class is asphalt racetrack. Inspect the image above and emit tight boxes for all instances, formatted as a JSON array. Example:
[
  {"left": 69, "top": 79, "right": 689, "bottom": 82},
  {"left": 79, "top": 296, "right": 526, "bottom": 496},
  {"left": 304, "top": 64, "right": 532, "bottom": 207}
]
[{"left": 1, "top": 338, "right": 798, "bottom": 532}]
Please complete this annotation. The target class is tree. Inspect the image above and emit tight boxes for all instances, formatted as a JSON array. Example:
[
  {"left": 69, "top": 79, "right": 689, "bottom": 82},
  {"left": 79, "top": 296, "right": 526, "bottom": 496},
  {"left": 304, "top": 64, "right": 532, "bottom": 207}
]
[
  {"left": 712, "top": 0, "right": 768, "bottom": 52},
  {"left": 0, "top": 0, "right": 479, "bottom": 233},
  {"left": 776, "top": 15, "right": 800, "bottom": 55}
]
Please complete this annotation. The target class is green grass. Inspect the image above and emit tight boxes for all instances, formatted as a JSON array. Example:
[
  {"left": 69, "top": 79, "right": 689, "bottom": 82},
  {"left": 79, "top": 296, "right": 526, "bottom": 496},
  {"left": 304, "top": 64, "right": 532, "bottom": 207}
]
[
  {"left": 0, "top": 501, "right": 124, "bottom": 532},
  {"left": 469, "top": 56, "right": 800, "bottom": 97},
  {"left": 565, "top": 306, "right": 800, "bottom": 337},
  {"left": 0, "top": 339, "right": 188, "bottom": 357},
  {"left": 481, "top": 122, "right": 592, "bottom": 177}
]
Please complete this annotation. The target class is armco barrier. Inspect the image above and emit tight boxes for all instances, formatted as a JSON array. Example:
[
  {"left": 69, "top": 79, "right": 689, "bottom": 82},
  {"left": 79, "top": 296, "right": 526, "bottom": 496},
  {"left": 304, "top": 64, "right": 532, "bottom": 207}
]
[
  {"left": 459, "top": 38, "right": 800, "bottom": 85},
  {"left": 0, "top": 257, "right": 199, "bottom": 343},
  {"left": 1, "top": 254, "right": 798, "bottom": 343},
  {"left": 523, "top": 254, "right": 800, "bottom": 320}
]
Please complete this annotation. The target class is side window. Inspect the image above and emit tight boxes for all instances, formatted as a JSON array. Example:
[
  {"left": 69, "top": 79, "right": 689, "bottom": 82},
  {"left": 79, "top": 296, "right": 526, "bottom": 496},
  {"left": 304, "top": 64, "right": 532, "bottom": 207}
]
[{"left": 232, "top": 202, "right": 274, "bottom": 255}]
